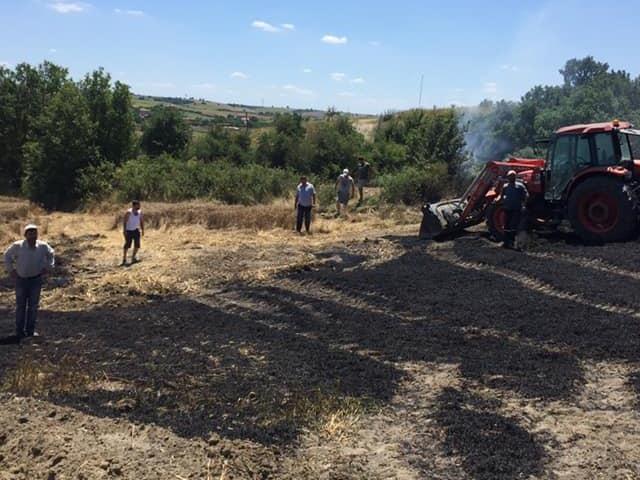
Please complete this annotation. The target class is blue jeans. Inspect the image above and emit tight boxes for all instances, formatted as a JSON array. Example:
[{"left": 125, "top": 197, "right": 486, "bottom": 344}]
[{"left": 15, "top": 276, "right": 42, "bottom": 337}]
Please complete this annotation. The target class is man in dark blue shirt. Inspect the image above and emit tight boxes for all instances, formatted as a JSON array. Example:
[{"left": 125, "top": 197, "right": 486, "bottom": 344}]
[{"left": 500, "top": 170, "right": 528, "bottom": 250}]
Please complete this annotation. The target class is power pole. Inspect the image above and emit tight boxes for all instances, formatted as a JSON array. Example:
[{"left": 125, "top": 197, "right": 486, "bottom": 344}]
[{"left": 418, "top": 74, "right": 424, "bottom": 108}]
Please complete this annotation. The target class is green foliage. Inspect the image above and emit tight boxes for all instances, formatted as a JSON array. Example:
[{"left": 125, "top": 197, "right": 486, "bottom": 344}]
[
  {"left": 22, "top": 83, "right": 97, "bottom": 209},
  {"left": 374, "top": 108, "right": 467, "bottom": 176},
  {"left": 75, "top": 161, "right": 117, "bottom": 203},
  {"left": 191, "top": 126, "right": 251, "bottom": 165},
  {"left": 114, "top": 155, "right": 295, "bottom": 205},
  {"left": 379, "top": 163, "right": 450, "bottom": 205},
  {"left": 140, "top": 106, "right": 190, "bottom": 156},
  {"left": 464, "top": 56, "right": 640, "bottom": 168}
]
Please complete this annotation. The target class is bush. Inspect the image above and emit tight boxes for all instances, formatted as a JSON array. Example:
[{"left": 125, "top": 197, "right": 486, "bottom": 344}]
[
  {"left": 379, "top": 163, "right": 450, "bottom": 205},
  {"left": 114, "top": 155, "right": 296, "bottom": 205}
]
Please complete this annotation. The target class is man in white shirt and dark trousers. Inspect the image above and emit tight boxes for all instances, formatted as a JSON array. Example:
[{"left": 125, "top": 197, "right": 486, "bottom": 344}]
[
  {"left": 294, "top": 176, "right": 316, "bottom": 234},
  {"left": 122, "top": 200, "right": 144, "bottom": 265},
  {"left": 3, "top": 224, "right": 55, "bottom": 340}
]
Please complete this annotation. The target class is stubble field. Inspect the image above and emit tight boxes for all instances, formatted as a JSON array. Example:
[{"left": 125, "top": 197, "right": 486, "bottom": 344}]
[{"left": 1, "top": 197, "right": 640, "bottom": 479}]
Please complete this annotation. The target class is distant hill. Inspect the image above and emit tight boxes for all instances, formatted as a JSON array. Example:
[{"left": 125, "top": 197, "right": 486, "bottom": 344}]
[{"left": 131, "top": 95, "right": 375, "bottom": 134}]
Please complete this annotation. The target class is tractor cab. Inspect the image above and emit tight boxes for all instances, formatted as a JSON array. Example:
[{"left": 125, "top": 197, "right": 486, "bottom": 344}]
[{"left": 544, "top": 120, "right": 640, "bottom": 202}]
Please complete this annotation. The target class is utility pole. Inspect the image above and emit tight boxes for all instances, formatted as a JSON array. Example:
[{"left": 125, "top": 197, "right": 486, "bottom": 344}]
[{"left": 418, "top": 74, "right": 424, "bottom": 108}]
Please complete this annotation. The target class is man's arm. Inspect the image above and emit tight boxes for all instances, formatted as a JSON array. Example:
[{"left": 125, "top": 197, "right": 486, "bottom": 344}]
[
  {"left": 123, "top": 211, "right": 130, "bottom": 235},
  {"left": 140, "top": 214, "right": 145, "bottom": 236},
  {"left": 351, "top": 178, "right": 355, "bottom": 197},
  {"left": 3, "top": 244, "right": 17, "bottom": 280},
  {"left": 42, "top": 244, "right": 55, "bottom": 276},
  {"left": 294, "top": 190, "right": 299, "bottom": 209},
  {"left": 312, "top": 193, "right": 317, "bottom": 206}
]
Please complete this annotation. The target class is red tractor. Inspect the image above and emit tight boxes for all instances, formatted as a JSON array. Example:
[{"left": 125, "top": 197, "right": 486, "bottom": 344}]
[{"left": 420, "top": 120, "right": 640, "bottom": 243}]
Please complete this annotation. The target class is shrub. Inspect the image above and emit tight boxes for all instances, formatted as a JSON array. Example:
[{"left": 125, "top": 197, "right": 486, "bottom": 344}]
[
  {"left": 379, "top": 163, "right": 450, "bottom": 205},
  {"left": 113, "top": 155, "right": 296, "bottom": 205}
]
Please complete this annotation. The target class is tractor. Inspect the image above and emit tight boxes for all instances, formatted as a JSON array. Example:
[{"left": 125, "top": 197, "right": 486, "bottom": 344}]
[{"left": 419, "top": 120, "right": 640, "bottom": 243}]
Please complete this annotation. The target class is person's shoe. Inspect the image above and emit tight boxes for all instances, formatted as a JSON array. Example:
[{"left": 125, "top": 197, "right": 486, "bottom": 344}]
[
  {"left": 131, "top": 257, "right": 139, "bottom": 264},
  {"left": 120, "top": 260, "right": 127, "bottom": 266}
]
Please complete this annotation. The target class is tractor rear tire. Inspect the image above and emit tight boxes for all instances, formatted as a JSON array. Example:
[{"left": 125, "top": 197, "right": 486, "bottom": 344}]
[
  {"left": 486, "top": 202, "right": 506, "bottom": 242},
  {"left": 567, "top": 176, "right": 637, "bottom": 243}
]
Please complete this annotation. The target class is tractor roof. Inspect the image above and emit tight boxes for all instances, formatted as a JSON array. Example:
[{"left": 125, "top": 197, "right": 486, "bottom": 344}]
[{"left": 556, "top": 120, "right": 632, "bottom": 135}]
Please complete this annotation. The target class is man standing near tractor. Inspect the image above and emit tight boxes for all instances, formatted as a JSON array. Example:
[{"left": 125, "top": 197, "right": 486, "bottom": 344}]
[{"left": 500, "top": 170, "right": 528, "bottom": 250}]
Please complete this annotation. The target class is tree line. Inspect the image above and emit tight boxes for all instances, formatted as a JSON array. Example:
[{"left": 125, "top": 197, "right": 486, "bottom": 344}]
[{"left": 1, "top": 57, "right": 638, "bottom": 209}]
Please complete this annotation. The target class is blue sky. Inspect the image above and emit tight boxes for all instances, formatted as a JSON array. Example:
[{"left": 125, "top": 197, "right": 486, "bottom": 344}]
[{"left": 1, "top": 0, "right": 639, "bottom": 114}]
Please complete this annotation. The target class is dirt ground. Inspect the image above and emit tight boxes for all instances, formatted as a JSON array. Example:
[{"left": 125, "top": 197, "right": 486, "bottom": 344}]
[{"left": 1, "top": 202, "right": 640, "bottom": 479}]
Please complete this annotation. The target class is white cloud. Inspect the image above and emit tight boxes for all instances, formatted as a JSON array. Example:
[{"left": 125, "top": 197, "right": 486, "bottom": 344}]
[
  {"left": 48, "top": 2, "right": 89, "bottom": 13},
  {"left": 114, "top": 8, "right": 144, "bottom": 16},
  {"left": 483, "top": 82, "right": 498, "bottom": 94},
  {"left": 303, "top": 68, "right": 312, "bottom": 73},
  {"left": 49, "top": 48, "right": 58, "bottom": 53},
  {"left": 192, "top": 83, "right": 216, "bottom": 89},
  {"left": 0, "top": 61, "right": 11, "bottom": 68},
  {"left": 322, "top": 34, "right": 347, "bottom": 45},
  {"left": 330, "top": 72, "right": 346, "bottom": 81},
  {"left": 338, "top": 91, "right": 355, "bottom": 97},
  {"left": 369, "top": 41, "right": 381, "bottom": 47},
  {"left": 281, "top": 23, "right": 295, "bottom": 30},
  {"left": 350, "top": 77, "right": 365, "bottom": 84},
  {"left": 252, "top": 20, "right": 279, "bottom": 33},
  {"left": 230, "top": 71, "right": 249, "bottom": 79},
  {"left": 500, "top": 64, "right": 519, "bottom": 72},
  {"left": 283, "top": 84, "right": 313, "bottom": 95}
]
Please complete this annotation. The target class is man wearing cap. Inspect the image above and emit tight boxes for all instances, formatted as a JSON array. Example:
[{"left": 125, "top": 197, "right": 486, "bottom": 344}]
[
  {"left": 335, "top": 168, "right": 355, "bottom": 218},
  {"left": 3, "top": 225, "right": 55, "bottom": 339},
  {"left": 500, "top": 170, "right": 529, "bottom": 250}
]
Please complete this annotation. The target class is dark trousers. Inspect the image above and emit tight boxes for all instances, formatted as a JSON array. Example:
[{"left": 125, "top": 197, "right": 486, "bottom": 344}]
[
  {"left": 15, "top": 276, "right": 43, "bottom": 337},
  {"left": 503, "top": 209, "right": 522, "bottom": 247},
  {"left": 296, "top": 205, "right": 312, "bottom": 232}
]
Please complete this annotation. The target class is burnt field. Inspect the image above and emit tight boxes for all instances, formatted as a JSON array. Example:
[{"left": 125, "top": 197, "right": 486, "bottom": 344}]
[{"left": 1, "top": 206, "right": 640, "bottom": 479}]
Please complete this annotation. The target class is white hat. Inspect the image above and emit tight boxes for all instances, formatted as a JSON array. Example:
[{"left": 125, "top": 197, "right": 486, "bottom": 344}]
[
  {"left": 24, "top": 224, "right": 38, "bottom": 233},
  {"left": 343, "top": 168, "right": 349, "bottom": 174},
  {"left": 506, "top": 170, "right": 517, "bottom": 177}
]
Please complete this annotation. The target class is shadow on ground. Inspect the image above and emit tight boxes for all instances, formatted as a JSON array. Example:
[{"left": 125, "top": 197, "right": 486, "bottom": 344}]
[{"left": 2, "top": 233, "right": 640, "bottom": 479}]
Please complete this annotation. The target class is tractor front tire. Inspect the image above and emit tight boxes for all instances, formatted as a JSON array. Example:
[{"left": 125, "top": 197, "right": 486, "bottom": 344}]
[
  {"left": 486, "top": 202, "right": 506, "bottom": 242},
  {"left": 567, "top": 176, "right": 637, "bottom": 243}
]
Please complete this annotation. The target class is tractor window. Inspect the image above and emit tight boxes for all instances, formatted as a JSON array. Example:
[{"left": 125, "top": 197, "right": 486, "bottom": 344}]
[
  {"left": 627, "top": 134, "right": 640, "bottom": 160},
  {"left": 548, "top": 135, "right": 575, "bottom": 200},
  {"left": 576, "top": 136, "right": 591, "bottom": 166},
  {"left": 593, "top": 133, "right": 617, "bottom": 165},
  {"left": 618, "top": 134, "right": 632, "bottom": 161}
]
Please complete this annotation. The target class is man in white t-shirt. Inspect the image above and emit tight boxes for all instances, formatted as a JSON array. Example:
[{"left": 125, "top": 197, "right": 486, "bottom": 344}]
[
  {"left": 122, "top": 200, "right": 145, "bottom": 265},
  {"left": 335, "top": 168, "right": 355, "bottom": 217},
  {"left": 294, "top": 176, "right": 316, "bottom": 234}
]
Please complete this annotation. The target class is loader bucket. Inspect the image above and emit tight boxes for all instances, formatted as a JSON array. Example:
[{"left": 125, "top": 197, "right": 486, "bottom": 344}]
[{"left": 418, "top": 200, "right": 464, "bottom": 239}]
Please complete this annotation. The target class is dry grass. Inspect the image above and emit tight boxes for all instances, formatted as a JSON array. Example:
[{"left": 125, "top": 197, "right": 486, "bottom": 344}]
[
  {"left": 2, "top": 354, "right": 92, "bottom": 397},
  {"left": 282, "top": 390, "right": 372, "bottom": 443},
  {"left": 106, "top": 200, "right": 295, "bottom": 231},
  {"left": 0, "top": 197, "right": 47, "bottom": 245}
]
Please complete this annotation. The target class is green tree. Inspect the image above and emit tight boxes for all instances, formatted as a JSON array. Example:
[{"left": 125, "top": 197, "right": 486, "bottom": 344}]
[
  {"left": 140, "top": 106, "right": 190, "bottom": 156},
  {"left": 22, "top": 83, "right": 96, "bottom": 209}
]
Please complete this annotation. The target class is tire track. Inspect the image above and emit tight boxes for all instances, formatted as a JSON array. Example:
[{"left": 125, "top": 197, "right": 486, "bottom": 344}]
[{"left": 435, "top": 249, "right": 640, "bottom": 320}]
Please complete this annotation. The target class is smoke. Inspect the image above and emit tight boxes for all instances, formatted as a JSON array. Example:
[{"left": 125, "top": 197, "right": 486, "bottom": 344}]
[{"left": 457, "top": 104, "right": 515, "bottom": 177}]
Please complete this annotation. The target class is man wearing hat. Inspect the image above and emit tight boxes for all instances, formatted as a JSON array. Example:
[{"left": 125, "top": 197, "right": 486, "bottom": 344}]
[
  {"left": 500, "top": 170, "right": 529, "bottom": 250},
  {"left": 3, "top": 224, "right": 55, "bottom": 339},
  {"left": 335, "top": 168, "right": 355, "bottom": 218}
]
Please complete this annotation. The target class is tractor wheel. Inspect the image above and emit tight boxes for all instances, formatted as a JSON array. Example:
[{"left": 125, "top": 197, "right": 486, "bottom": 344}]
[
  {"left": 567, "top": 176, "right": 637, "bottom": 243},
  {"left": 486, "top": 202, "right": 507, "bottom": 241}
]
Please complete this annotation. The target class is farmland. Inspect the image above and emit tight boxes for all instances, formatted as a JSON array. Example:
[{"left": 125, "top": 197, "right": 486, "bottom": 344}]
[{"left": 1, "top": 198, "right": 640, "bottom": 479}]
